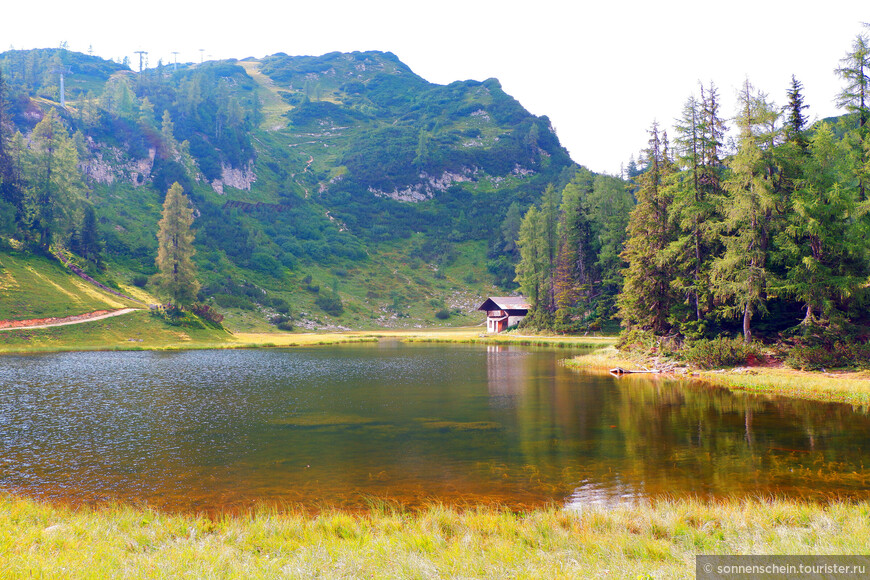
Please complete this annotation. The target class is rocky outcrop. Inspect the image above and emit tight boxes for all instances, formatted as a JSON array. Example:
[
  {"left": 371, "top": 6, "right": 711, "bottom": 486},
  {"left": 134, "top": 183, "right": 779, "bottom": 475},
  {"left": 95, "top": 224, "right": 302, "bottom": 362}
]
[
  {"left": 369, "top": 169, "right": 477, "bottom": 203},
  {"left": 80, "top": 146, "right": 155, "bottom": 187},
  {"left": 211, "top": 162, "right": 257, "bottom": 195},
  {"left": 368, "top": 165, "right": 535, "bottom": 202}
]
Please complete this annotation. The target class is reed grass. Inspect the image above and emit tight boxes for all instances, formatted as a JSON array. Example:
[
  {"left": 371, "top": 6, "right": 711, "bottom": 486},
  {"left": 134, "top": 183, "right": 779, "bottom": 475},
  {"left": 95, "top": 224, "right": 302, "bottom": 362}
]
[{"left": 1, "top": 495, "right": 867, "bottom": 578}]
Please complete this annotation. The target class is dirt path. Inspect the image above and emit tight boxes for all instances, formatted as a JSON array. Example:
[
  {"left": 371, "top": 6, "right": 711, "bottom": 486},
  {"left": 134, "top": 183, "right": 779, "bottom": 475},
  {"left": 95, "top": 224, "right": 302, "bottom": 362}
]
[{"left": 0, "top": 308, "right": 140, "bottom": 331}]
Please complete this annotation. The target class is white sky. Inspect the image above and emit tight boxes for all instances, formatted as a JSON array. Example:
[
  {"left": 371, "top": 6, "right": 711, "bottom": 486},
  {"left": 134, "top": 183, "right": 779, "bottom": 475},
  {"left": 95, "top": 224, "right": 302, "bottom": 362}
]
[{"left": 3, "top": 1, "right": 868, "bottom": 175}]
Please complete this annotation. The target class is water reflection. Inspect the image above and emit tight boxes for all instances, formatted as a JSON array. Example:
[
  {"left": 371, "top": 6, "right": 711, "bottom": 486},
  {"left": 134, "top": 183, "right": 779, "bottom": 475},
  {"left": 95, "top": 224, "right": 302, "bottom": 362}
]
[{"left": 0, "top": 344, "right": 868, "bottom": 513}]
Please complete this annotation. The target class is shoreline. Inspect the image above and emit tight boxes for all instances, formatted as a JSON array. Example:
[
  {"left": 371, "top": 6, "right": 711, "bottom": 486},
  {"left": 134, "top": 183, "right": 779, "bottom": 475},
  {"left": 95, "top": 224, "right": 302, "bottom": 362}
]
[
  {"left": 566, "top": 346, "right": 870, "bottom": 407},
  {"left": 0, "top": 323, "right": 616, "bottom": 355}
]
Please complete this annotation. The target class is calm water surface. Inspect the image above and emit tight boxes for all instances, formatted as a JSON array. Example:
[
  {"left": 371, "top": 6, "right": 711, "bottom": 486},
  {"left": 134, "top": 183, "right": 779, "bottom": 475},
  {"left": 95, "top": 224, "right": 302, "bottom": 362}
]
[{"left": 1, "top": 342, "right": 868, "bottom": 512}]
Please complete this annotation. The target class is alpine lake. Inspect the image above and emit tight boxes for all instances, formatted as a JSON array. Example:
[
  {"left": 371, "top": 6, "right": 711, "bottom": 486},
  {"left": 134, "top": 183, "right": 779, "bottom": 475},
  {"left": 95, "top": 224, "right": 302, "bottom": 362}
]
[{"left": 1, "top": 342, "right": 868, "bottom": 514}]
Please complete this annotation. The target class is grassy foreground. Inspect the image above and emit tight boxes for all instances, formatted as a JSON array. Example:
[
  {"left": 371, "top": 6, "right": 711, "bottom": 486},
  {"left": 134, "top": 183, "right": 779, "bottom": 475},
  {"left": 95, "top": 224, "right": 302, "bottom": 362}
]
[
  {"left": 567, "top": 346, "right": 870, "bottom": 407},
  {"left": 1, "top": 495, "right": 867, "bottom": 578}
]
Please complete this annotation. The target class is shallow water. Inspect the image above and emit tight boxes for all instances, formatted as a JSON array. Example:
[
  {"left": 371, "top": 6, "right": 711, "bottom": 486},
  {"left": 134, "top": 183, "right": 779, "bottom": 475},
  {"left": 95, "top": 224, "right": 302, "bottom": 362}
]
[{"left": 0, "top": 342, "right": 868, "bottom": 512}]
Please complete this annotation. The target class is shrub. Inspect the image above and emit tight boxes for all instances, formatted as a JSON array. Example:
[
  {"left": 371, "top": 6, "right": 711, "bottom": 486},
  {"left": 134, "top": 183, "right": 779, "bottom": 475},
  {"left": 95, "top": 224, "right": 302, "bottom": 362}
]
[
  {"left": 131, "top": 275, "right": 148, "bottom": 288},
  {"left": 276, "top": 321, "right": 294, "bottom": 331},
  {"left": 213, "top": 294, "right": 256, "bottom": 310},
  {"left": 681, "top": 336, "right": 759, "bottom": 369},
  {"left": 151, "top": 304, "right": 206, "bottom": 329},
  {"left": 784, "top": 342, "right": 870, "bottom": 370},
  {"left": 315, "top": 292, "right": 344, "bottom": 316},
  {"left": 190, "top": 303, "right": 225, "bottom": 327},
  {"left": 435, "top": 309, "right": 450, "bottom": 320},
  {"left": 270, "top": 297, "right": 291, "bottom": 314}
]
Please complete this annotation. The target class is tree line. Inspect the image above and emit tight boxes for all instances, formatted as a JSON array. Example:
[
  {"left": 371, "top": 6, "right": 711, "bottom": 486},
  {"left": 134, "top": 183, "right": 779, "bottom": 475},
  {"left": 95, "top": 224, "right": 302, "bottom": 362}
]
[{"left": 515, "top": 28, "right": 870, "bottom": 354}]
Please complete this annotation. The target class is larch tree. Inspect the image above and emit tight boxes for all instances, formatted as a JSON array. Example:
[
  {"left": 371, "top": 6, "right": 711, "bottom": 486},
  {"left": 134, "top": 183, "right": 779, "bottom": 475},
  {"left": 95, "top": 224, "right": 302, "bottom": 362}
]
[
  {"left": 836, "top": 31, "right": 870, "bottom": 199},
  {"left": 155, "top": 182, "right": 200, "bottom": 305},
  {"left": 515, "top": 205, "right": 548, "bottom": 315},
  {"left": 776, "top": 123, "right": 862, "bottom": 326},
  {"left": 26, "top": 108, "right": 82, "bottom": 248}
]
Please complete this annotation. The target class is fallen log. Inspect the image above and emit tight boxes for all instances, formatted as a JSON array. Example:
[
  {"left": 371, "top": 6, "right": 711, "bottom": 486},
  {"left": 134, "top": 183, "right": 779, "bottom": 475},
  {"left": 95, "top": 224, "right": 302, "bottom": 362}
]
[{"left": 610, "top": 367, "right": 660, "bottom": 376}]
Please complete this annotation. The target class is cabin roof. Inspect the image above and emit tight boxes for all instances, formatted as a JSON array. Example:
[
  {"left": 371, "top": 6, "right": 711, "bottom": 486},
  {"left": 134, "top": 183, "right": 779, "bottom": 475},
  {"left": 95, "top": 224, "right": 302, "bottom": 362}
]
[{"left": 477, "top": 296, "right": 531, "bottom": 312}]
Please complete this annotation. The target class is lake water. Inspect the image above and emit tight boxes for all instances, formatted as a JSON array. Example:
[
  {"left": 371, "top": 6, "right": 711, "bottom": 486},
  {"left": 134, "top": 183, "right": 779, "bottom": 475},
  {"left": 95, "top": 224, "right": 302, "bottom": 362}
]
[{"left": 1, "top": 343, "right": 868, "bottom": 513}]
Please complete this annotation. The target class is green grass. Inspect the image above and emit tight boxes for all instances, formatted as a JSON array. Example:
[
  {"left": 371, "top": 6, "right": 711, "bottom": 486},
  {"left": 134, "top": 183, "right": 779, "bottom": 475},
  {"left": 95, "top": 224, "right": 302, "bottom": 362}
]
[
  {"left": 1, "top": 494, "right": 867, "bottom": 578},
  {"left": 0, "top": 252, "right": 140, "bottom": 321},
  {"left": 0, "top": 310, "right": 233, "bottom": 353}
]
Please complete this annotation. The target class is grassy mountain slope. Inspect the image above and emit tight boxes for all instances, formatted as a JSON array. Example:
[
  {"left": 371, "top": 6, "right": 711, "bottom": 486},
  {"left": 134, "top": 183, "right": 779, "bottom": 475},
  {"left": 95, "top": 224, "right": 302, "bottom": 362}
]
[
  {"left": 1, "top": 48, "right": 581, "bottom": 331},
  {"left": 0, "top": 252, "right": 139, "bottom": 321}
]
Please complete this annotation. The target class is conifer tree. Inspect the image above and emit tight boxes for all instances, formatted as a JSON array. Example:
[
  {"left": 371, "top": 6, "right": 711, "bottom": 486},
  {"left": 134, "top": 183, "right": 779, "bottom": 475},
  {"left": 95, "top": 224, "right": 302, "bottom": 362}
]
[
  {"left": 515, "top": 205, "right": 548, "bottom": 314},
  {"left": 617, "top": 122, "right": 677, "bottom": 334},
  {"left": 161, "top": 110, "right": 178, "bottom": 156},
  {"left": 539, "top": 183, "right": 561, "bottom": 313},
  {"left": 776, "top": 123, "right": 862, "bottom": 326},
  {"left": 785, "top": 75, "right": 809, "bottom": 149},
  {"left": 711, "top": 81, "right": 778, "bottom": 343},
  {"left": 837, "top": 31, "right": 870, "bottom": 199},
  {"left": 0, "top": 69, "right": 24, "bottom": 222},
  {"left": 588, "top": 173, "right": 633, "bottom": 317},
  {"left": 155, "top": 182, "right": 199, "bottom": 305},
  {"left": 26, "top": 109, "right": 82, "bottom": 247},
  {"left": 553, "top": 170, "right": 596, "bottom": 328},
  {"left": 668, "top": 95, "right": 717, "bottom": 327},
  {"left": 78, "top": 205, "right": 101, "bottom": 266}
]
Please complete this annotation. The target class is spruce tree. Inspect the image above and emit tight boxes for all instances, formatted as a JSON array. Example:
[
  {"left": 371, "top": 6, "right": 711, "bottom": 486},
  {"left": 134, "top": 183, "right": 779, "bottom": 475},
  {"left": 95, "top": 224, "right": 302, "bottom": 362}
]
[
  {"left": 78, "top": 205, "right": 101, "bottom": 266},
  {"left": 588, "top": 173, "right": 633, "bottom": 319},
  {"left": 0, "top": 69, "right": 24, "bottom": 223},
  {"left": 617, "top": 122, "right": 677, "bottom": 334},
  {"left": 155, "top": 182, "right": 199, "bottom": 305},
  {"left": 711, "top": 81, "right": 778, "bottom": 343},
  {"left": 785, "top": 75, "right": 809, "bottom": 149},
  {"left": 668, "top": 95, "right": 716, "bottom": 328},
  {"left": 539, "top": 183, "right": 561, "bottom": 314},
  {"left": 553, "top": 170, "right": 596, "bottom": 329}
]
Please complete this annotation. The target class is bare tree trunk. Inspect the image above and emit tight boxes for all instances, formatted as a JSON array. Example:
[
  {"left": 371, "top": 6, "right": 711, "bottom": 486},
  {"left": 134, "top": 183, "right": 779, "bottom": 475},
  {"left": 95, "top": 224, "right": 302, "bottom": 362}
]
[{"left": 743, "top": 303, "right": 752, "bottom": 344}]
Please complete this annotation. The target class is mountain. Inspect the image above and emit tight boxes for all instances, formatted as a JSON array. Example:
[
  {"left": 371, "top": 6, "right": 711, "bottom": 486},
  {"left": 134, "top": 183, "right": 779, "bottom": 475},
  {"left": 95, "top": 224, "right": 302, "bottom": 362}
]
[{"left": 0, "top": 48, "right": 581, "bottom": 330}]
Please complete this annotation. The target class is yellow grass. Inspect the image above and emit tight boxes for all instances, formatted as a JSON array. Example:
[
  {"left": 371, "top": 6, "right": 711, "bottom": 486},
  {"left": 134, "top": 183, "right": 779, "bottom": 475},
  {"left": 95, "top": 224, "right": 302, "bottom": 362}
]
[{"left": 1, "top": 494, "right": 867, "bottom": 578}]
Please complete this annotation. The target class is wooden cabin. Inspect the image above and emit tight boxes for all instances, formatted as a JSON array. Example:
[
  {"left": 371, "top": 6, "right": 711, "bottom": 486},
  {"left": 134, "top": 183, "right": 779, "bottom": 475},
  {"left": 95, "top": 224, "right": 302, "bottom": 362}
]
[{"left": 477, "top": 296, "right": 530, "bottom": 333}]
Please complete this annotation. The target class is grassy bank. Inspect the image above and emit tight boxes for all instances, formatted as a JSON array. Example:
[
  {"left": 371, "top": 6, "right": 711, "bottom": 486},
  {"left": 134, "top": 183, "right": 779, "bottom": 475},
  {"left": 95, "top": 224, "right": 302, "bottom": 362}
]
[
  {"left": 396, "top": 327, "right": 616, "bottom": 349},
  {"left": 567, "top": 346, "right": 870, "bottom": 407},
  {"left": 0, "top": 322, "right": 614, "bottom": 355},
  {"left": 1, "top": 495, "right": 867, "bottom": 578}
]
